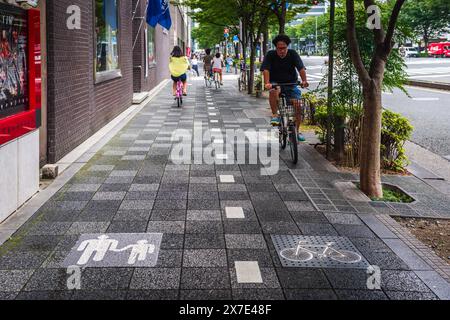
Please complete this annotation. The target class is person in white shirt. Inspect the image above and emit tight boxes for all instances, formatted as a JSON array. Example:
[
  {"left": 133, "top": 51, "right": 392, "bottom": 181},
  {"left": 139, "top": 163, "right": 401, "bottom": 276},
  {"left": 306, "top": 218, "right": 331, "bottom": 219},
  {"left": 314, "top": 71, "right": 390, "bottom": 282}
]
[
  {"left": 191, "top": 55, "right": 199, "bottom": 77},
  {"left": 212, "top": 52, "right": 224, "bottom": 85}
]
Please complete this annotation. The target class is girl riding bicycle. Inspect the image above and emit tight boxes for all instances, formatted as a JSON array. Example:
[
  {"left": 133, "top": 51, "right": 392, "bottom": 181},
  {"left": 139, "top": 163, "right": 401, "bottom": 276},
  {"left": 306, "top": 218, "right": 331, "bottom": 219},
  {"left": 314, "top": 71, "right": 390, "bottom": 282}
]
[
  {"left": 212, "top": 52, "right": 224, "bottom": 85},
  {"left": 169, "top": 46, "right": 190, "bottom": 96}
]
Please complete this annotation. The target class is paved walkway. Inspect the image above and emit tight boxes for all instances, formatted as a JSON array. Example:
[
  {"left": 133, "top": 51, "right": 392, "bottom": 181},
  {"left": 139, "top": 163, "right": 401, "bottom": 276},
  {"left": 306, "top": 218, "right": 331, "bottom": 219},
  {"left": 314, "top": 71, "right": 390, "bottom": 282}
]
[{"left": 1, "top": 74, "right": 449, "bottom": 300}]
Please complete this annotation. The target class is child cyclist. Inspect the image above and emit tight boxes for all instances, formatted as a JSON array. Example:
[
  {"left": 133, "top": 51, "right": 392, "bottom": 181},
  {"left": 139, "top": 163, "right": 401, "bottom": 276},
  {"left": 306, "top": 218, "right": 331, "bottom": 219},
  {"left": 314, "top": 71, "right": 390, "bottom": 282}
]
[
  {"left": 212, "top": 52, "right": 224, "bottom": 85},
  {"left": 169, "top": 46, "right": 190, "bottom": 96}
]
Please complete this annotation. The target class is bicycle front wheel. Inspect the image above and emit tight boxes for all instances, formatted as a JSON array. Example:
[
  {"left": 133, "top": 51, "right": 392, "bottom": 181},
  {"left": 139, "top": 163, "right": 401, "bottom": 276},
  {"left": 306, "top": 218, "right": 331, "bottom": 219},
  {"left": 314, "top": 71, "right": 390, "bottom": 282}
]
[
  {"left": 280, "top": 247, "right": 313, "bottom": 262},
  {"left": 289, "top": 125, "right": 298, "bottom": 164},
  {"left": 238, "top": 78, "right": 242, "bottom": 91},
  {"left": 279, "top": 118, "right": 287, "bottom": 150},
  {"left": 177, "top": 97, "right": 181, "bottom": 108},
  {"left": 329, "top": 250, "right": 362, "bottom": 264}
]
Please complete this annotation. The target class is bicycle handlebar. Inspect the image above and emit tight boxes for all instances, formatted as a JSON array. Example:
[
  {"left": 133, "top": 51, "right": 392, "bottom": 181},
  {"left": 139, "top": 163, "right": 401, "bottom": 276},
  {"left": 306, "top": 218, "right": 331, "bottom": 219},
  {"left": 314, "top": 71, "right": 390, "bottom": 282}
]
[{"left": 270, "top": 81, "right": 309, "bottom": 89}]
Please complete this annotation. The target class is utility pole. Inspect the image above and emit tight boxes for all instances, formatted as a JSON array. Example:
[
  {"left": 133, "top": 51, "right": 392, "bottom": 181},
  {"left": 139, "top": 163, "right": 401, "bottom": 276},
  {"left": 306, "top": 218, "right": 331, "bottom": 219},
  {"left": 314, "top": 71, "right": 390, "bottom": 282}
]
[{"left": 326, "top": 0, "right": 335, "bottom": 160}]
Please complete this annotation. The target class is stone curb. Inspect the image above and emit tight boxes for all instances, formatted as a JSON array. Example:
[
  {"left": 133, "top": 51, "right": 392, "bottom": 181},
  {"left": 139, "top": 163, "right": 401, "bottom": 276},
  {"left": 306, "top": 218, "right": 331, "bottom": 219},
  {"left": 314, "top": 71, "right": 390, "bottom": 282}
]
[{"left": 408, "top": 80, "right": 450, "bottom": 91}]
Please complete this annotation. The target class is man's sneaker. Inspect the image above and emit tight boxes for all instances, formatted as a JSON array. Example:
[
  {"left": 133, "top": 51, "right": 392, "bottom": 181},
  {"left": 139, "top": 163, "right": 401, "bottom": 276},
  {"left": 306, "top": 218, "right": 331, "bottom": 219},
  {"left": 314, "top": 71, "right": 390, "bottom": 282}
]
[
  {"left": 298, "top": 133, "right": 306, "bottom": 142},
  {"left": 271, "top": 117, "right": 280, "bottom": 126}
]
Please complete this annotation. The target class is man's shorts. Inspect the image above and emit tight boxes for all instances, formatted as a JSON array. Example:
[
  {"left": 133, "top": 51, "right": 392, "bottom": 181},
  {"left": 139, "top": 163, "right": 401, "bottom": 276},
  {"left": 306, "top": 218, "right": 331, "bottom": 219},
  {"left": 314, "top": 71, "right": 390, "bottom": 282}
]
[
  {"left": 213, "top": 68, "right": 222, "bottom": 74},
  {"left": 171, "top": 73, "right": 187, "bottom": 82},
  {"left": 280, "top": 85, "right": 301, "bottom": 100}
]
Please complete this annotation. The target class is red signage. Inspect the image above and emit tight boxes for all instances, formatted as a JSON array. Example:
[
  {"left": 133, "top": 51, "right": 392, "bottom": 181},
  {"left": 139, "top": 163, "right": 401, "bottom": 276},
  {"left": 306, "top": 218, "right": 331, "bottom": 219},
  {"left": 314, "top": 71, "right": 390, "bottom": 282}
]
[{"left": 0, "top": 5, "right": 40, "bottom": 146}]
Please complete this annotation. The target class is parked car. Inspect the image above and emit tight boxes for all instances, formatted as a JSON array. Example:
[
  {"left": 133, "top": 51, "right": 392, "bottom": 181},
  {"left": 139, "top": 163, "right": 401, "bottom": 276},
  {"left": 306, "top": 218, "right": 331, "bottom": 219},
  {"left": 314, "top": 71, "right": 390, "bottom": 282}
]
[
  {"left": 428, "top": 42, "right": 450, "bottom": 58},
  {"left": 404, "top": 47, "right": 419, "bottom": 58}
]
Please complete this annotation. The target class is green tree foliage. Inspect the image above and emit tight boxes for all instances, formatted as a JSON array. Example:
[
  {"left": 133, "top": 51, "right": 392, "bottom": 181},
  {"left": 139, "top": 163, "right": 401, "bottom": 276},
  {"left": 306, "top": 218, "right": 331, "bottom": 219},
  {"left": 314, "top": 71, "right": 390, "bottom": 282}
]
[{"left": 400, "top": 0, "right": 450, "bottom": 48}]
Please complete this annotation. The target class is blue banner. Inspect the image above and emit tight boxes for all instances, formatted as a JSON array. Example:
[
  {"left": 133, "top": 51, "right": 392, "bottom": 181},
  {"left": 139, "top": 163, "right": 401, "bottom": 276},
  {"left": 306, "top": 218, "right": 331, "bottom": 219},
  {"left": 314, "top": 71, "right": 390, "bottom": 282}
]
[{"left": 146, "top": 0, "right": 172, "bottom": 30}]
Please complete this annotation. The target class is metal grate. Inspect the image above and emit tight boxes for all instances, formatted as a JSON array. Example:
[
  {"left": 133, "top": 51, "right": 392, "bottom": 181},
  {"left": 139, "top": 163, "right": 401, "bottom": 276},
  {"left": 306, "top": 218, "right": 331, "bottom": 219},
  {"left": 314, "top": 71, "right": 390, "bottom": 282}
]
[{"left": 271, "top": 235, "right": 370, "bottom": 269}]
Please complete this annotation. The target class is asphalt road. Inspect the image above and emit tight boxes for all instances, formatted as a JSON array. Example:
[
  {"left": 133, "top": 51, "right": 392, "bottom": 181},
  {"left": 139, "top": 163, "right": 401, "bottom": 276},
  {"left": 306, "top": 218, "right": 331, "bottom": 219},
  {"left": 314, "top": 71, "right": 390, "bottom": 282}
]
[{"left": 302, "top": 56, "right": 450, "bottom": 158}]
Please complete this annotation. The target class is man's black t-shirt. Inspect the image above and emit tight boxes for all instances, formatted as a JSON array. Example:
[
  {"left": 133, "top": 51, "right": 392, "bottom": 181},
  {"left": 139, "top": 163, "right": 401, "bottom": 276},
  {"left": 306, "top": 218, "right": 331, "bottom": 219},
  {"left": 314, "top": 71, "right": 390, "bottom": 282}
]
[{"left": 260, "top": 49, "right": 305, "bottom": 83}]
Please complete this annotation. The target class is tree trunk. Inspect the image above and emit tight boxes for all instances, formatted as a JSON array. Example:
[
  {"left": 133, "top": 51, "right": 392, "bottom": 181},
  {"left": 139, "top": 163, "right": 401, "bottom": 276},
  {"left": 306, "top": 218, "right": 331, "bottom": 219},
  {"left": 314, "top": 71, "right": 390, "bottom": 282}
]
[
  {"left": 279, "top": 1, "right": 287, "bottom": 34},
  {"left": 333, "top": 116, "right": 345, "bottom": 164},
  {"left": 248, "top": 40, "right": 257, "bottom": 95},
  {"left": 359, "top": 80, "right": 383, "bottom": 198},
  {"left": 263, "top": 23, "right": 269, "bottom": 56}
]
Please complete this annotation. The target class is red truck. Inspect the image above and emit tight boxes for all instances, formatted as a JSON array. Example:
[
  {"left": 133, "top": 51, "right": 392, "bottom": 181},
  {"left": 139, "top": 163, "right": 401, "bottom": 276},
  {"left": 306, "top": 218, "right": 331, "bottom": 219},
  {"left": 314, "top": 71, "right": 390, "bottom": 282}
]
[{"left": 428, "top": 42, "right": 450, "bottom": 57}]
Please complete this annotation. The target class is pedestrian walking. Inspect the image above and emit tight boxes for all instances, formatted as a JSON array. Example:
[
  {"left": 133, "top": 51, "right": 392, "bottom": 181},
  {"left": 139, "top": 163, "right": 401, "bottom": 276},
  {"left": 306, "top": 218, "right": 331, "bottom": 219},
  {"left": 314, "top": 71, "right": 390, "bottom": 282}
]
[{"left": 191, "top": 55, "right": 200, "bottom": 77}]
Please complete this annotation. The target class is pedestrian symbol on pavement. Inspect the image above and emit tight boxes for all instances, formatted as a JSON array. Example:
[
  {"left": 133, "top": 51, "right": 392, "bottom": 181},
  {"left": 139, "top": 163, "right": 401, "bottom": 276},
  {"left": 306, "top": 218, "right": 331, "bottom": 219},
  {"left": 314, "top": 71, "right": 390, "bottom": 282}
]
[{"left": 62, "top": 233, "right": 163, "bottom": 267}]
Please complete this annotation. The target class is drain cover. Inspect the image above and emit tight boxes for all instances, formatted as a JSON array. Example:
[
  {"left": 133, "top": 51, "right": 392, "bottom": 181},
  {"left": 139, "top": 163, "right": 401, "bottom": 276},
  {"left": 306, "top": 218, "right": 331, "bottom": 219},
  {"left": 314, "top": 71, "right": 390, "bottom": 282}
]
[{"left": 271, "top": 235, "right": 370, "bottom": 269}]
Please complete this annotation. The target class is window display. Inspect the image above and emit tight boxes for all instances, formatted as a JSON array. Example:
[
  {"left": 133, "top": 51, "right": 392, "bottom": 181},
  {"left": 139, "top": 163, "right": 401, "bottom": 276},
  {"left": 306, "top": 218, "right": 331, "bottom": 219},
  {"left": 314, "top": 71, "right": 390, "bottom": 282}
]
[
  {"left": 95, "top": 0, "right": 119, "bottom": 74},
  {"left": 0, "top": 3, "right": 28, "bottom": 119}
]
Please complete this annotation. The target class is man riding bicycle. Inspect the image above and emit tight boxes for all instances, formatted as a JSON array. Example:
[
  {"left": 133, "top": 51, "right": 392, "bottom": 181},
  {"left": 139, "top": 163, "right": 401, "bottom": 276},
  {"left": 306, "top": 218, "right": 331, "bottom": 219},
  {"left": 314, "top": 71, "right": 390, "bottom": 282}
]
[
  {"left": 261, "top": 34, "right": 309, "bottom": 142},
  {"left": 203, "top": 48, "right": 214, "bottom": 79}
]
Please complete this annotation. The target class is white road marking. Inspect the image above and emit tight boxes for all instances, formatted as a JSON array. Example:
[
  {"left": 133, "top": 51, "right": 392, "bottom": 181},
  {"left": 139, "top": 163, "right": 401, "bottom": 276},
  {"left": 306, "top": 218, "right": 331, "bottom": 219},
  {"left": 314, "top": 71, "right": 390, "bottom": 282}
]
[
  {"left": 225, "top": 207, "right": 245, "bottom": 219},
  {"left": 219, "top": 175, "right": 234, "bottom": 183},
  {"left": 235, "top": 261, "right": 263, "bottom": 283},
  {"left": 411, "top": 97, "right": 440, "bottom": 101}
]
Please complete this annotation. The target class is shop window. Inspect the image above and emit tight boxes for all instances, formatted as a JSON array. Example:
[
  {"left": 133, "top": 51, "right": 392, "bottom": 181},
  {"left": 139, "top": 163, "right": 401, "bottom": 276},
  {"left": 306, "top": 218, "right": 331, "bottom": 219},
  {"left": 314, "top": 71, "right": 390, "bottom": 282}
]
[
  {"left": 0, "top": 4, "right": 28, "bottom": 120},
  {"left": 94, "top": 0, "right": 120, "bottom": 82},
  {"left": 146, "top": 26, "right": 156, "bottom": 69}
]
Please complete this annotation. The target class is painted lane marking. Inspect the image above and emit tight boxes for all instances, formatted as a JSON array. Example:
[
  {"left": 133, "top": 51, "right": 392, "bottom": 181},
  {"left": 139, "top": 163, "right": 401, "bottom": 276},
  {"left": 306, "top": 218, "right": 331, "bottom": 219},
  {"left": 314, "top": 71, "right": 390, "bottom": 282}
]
[
  {"left": 235, "top": 261, "right": 263, "bottom": 283},
  {"left": 219, "top": 175, "right": 234, "bottom": 183},
  {"left": 226, "top": 207, "right": 245, "bottom": 219}
]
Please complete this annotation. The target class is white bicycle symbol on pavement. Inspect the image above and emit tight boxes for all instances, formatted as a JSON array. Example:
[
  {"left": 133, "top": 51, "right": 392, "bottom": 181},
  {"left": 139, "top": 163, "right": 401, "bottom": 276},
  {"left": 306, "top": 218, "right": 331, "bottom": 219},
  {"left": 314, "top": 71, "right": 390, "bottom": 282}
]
[{"left": 280, "top": 241, "right": 362, "bottom": 264}]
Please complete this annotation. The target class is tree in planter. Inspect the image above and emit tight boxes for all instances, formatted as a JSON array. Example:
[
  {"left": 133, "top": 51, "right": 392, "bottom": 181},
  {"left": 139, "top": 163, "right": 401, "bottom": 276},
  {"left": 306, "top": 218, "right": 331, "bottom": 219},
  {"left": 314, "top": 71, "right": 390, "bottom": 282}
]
[
  {"left": 314, "top": 2, "right": 408, "bottom": 166},
  {"left": 346, "top": 0, "right": 408, "bottom": 198}
]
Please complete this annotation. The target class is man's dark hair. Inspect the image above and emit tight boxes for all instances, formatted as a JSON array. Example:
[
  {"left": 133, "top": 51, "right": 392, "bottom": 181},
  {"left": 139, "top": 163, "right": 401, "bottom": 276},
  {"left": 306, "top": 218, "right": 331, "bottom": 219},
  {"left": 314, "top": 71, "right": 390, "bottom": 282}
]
[
  {"left": 205, "top": 48, "right": 211, "bottom": 55},
  {"left": 171, "top": 46, "right": 183, "bottom": 58},
  {"left": 272, "top": 34, "right": 291, "bottom": 47},
  {"left": 215, "top": 52, "right": 221, "bottom": 58}
]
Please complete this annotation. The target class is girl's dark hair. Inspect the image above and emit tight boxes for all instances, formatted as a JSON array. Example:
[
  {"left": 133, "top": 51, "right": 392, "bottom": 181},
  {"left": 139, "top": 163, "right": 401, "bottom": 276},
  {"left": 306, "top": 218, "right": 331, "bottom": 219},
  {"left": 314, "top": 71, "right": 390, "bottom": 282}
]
[
  {"left": 272, "top": 34, "right": 291, "bottom": 46},
  {"left": 215, "top": 52, "right": 221, "bottom": 58},
  {"left": 171, "top": 46, "right": 183, "bottom": 58},
  {"left": 205, "top": 48, "right": 211, "bottom": 55}
]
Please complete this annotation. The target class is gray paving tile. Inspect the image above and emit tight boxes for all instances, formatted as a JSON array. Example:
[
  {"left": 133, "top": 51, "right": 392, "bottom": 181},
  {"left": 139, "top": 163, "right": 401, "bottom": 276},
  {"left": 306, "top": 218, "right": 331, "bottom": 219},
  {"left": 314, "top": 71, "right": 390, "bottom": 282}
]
[
  {"left": 106, "top": 221, "right": 147, "bottom": 233},
  {"left": 130, "top": 268, "right": 181, "bottom": 289},
  {"left": 185, "top": 221, "right": 223, "bottom": 234},
  {"left": 232, "top": 289, "right": 285, "bottom": 300},
  {"left": 150, "top": 210, "right": 186, "bottom": 221},
  {"left": 183, "top": 249, "right": 227, "bottom": 267},
  {"left": 334, "top": 224, "right": 377, "bottom": 238},
  {"left": 180, "top": 290, "right": 232, "bottom": 300},
  {"left": 112, "top": 210, "right": 152, "bottom": 222},
  {"left": 385, "top": 291, "right": 439, "bottom": 300},
  {"left": 23, "top": 268, "right": 71, "bottom": 291},
  {"left": 284, "top": 289, "right": 338, "bottom": 300},
  {"left": 15, "top": 291, "right": 74, "bottom": 300},
  {"left": 66, "top": 222, "right": 110, "bottom": 235},
  {"left": 71, "top": 290, "right": 127, "bottom": 300},
  {"left": 381, "top": 270, "right": 433, "bottom": 292},
  {"left": 147, "top": 221, "right": 185, "bottom": 234},
  {"left": 186, "top": 210, "right": 222, "bottom": 221},
  {"left": 323, "top": 212, "right": 363, "bottom": 225},
  {"left": 0, "top": 270, "right": 34, "bottom": 292},
  {"left": 184, "top": 233, "right": 225, "bottom": 249},
  {"left": 297, "top": 223, "right": 339, "bottom": 236},
  {"left": 119, "top": 200, "right": 154, "bottom": 210},
  {"left": 225, "top": 234, "right": 267, "bottom": 249},
  {"left": 81, "top": 268, "right": 134, "bottom": 290},
  {"left": 181, "top": 268, "right": 230, "bottom": 289},
  {"left": 276, "top": 268, "right": 331, "bottom": 289},
  {"left": 334, "top": 289, "right": 388, "bottom": 300},
  {"left": 126, "top": 290, "right": 179, "bottom": 300}
]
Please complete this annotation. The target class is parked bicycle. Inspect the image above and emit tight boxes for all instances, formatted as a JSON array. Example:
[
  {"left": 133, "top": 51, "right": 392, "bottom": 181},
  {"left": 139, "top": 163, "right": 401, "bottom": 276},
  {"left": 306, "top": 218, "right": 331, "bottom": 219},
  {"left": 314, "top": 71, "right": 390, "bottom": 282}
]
[
  {"left": 174, "top": 79, "right": 183, "bottom": 108},
  {"left": 280, "top": 240, "right": 362, "bottom": 264},
  {"left": 238, "top": 68, "right": 247, "bottom": 92}
]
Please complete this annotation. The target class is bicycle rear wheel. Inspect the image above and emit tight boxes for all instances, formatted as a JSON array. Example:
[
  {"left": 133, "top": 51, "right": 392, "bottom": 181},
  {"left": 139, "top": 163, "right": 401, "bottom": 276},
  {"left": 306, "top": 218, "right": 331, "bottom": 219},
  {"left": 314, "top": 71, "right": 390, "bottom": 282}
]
[
  {"left": 289, "top": 125, "right": 298, "bottom": 164},
  {"left": 177, "top": 97, "right": 181, "bottom": 108},
  {"left": 280, "top": 247, "right": 313, "bottom": 262},
  {"left": 238, "top": 78, "right": 242, "bottom": 91}
]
